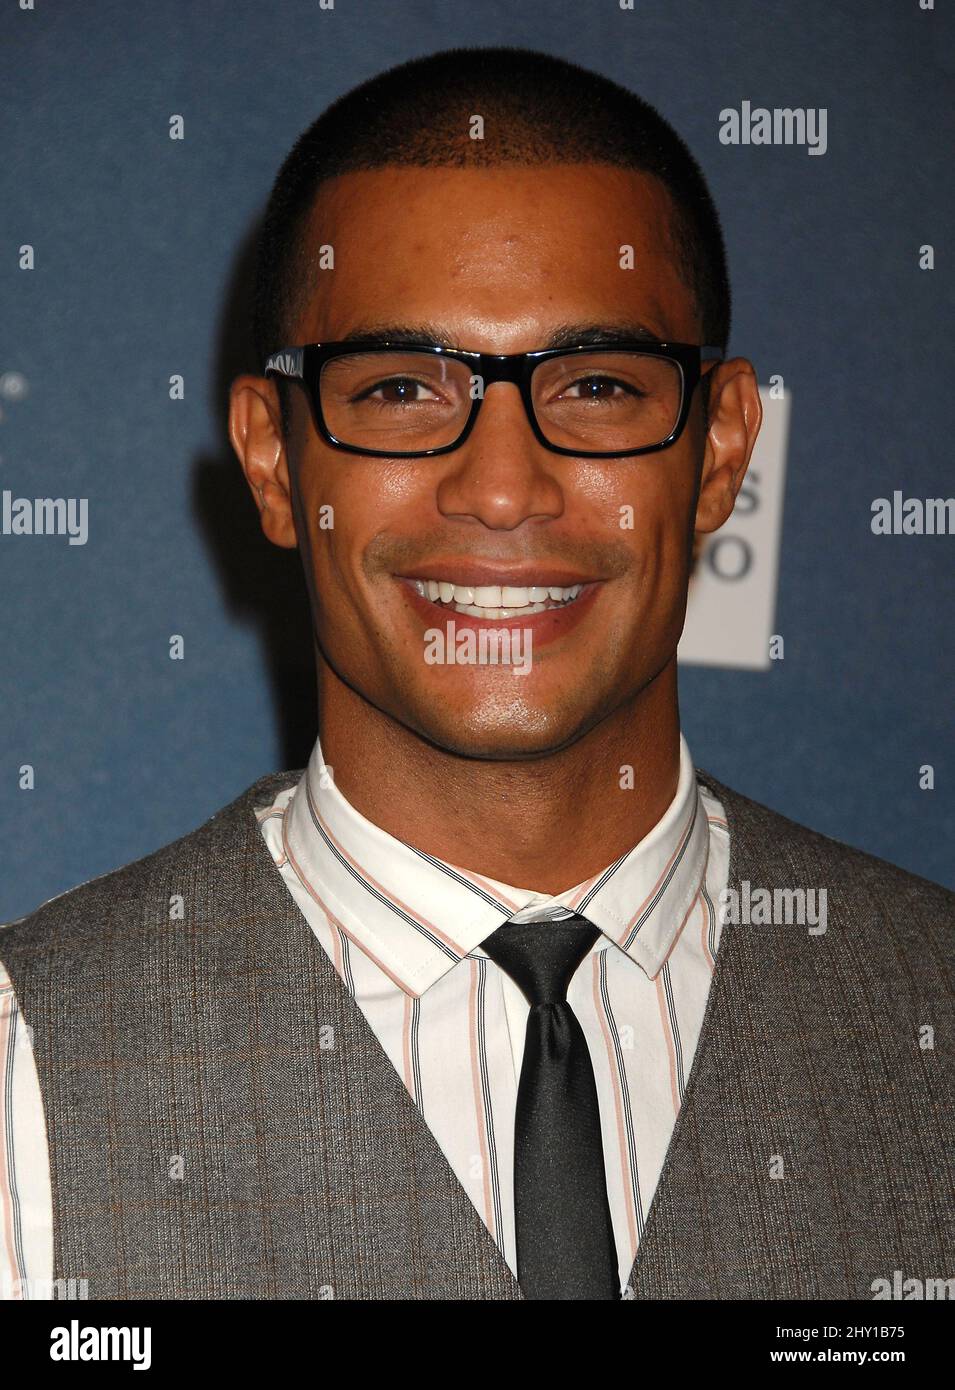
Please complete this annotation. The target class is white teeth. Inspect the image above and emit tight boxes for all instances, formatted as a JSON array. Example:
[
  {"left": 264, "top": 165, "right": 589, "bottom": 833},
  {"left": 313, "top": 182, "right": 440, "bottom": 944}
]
[
  {"left": 409, "top": 577, "right": 585, "bottom": 616},
  {"left": 472, "top": 585, "right": 502, "bottom": 607},
  {"left": 457, "top": 602, "right": 551, "bottom": 618}
]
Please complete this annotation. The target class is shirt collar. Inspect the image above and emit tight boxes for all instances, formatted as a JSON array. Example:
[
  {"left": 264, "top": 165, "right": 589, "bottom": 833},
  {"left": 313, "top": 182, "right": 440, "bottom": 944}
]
[{"left": 281, "top": 732, "right": 709, "bottom": 996}]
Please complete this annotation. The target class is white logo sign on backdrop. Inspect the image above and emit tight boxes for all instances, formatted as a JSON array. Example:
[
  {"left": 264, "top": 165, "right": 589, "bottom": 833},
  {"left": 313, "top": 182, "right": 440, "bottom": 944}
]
[{"left": 678, "top": 386, "right": 790, "bottom": 671}]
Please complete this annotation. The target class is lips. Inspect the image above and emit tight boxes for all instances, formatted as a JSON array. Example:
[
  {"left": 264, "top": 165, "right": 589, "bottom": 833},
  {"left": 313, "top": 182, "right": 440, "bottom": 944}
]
[{"left": 397, "top": 573, "right": 603, "bottom": 645}]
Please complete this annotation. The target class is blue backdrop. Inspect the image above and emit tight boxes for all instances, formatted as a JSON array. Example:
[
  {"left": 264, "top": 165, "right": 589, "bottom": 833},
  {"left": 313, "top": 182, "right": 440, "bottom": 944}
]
[{"left": 2, "top": 0, "right": 952, "bottom": 922}]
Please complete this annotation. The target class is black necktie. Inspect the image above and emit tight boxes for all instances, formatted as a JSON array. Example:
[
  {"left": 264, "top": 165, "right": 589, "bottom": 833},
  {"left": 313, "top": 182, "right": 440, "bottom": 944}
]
[{"left": 480, "top": 914, "right": 619, "bottom": 1300}]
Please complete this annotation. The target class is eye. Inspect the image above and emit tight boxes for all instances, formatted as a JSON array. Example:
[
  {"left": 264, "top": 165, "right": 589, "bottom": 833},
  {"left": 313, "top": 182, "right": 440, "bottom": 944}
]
[
  {"left": 355, "top": 376, "right": 443, "bottom": 405},
  {"left": 559, "top": 374, "right": 642, "bottom": 401}
]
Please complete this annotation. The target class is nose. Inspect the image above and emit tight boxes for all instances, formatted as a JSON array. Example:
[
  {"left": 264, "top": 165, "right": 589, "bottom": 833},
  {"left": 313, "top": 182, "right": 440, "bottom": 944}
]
[{"left": 435, "top": 381, "right": 565, "bottom": 530}]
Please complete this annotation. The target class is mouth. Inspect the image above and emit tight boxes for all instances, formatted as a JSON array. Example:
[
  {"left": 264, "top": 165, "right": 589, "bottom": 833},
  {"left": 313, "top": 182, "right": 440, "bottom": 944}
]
[
  {"left": 404, "top": 577, "right": 588, "bottom": 620},
  {"left": 394, "top": 568, "right": 604, "bottom": 646}
]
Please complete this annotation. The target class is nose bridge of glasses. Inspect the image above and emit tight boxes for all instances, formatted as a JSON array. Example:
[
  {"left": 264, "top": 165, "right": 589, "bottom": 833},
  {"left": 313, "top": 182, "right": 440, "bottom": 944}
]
[
  {"left": 468, "top": 355, "right": 539, "bottom": 444},
  {"left": 476, "top": 352, "right": 529, "bottom": 389},
  {"left": 446, "top": 353, "right": 535, "bottom": 442}
]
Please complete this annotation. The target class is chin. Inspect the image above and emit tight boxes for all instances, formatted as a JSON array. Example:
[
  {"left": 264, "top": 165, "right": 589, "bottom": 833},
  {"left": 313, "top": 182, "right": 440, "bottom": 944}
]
[{"left": 408, "top": 698, "right": 593, "bottom": 762}]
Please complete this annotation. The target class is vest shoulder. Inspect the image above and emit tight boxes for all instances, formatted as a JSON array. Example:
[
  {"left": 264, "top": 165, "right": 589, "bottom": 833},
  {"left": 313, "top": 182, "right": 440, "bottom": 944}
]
[
  {"left": 0, "top": 768, "right": 304, "bottom": 946},
  {"left": 696, "top": 766, "right": 955, "bottom": 918}
]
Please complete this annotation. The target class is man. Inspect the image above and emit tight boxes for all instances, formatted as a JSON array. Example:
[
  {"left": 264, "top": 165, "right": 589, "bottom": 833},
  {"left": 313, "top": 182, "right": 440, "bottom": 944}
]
[{"left": 1, "top": 47, "right": 951, "bottom": 1302}]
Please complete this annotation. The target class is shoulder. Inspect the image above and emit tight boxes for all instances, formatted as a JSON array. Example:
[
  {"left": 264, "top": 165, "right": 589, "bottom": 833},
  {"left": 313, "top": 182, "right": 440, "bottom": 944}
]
[
  {"left": 695, "top": 767, "right": 955, "bottom": 961},
  {"left": 698, "top": 766, "right": 954, "bottom": 898},
  {"left": 0, "top": 769, "right": 303, "bottom": 956}
]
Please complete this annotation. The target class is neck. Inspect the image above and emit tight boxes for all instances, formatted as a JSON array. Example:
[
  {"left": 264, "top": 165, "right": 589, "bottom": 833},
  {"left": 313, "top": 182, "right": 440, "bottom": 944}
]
[{"left": 315, "top": 657, "right": 683, "bottom": 895}]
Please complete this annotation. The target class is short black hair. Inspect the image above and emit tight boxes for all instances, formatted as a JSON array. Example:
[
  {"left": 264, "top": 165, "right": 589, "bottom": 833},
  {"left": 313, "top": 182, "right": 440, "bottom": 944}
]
[{"left": 251, "top": 46, "right": 731, "bottom": 389}]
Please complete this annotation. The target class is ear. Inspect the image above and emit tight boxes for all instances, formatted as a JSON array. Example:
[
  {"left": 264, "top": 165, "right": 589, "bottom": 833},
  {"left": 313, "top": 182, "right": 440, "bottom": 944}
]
[
  {"left": 694, "top": 359, "right": 763, "bottom": 535},
  {"left": 228, "top": 375, "right": 298, "bottom": 549}
]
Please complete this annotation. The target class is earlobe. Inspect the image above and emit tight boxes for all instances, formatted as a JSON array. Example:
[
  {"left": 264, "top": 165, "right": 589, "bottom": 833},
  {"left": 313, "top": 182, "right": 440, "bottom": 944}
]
[{"left": 228, "top": 375, "right": 299, "bottom": 550}]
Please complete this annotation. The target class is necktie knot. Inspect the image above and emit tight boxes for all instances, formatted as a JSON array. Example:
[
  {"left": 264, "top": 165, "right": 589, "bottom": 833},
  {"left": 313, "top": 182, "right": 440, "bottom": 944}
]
[{"left": 480, "top": 915, "right": 601, "bottom": 1006}]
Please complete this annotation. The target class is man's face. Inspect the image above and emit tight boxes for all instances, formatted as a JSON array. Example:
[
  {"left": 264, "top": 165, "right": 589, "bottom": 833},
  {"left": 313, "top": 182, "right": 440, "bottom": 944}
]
[{"left": 281, "top": 164, "right": 722, "bottom": 758}]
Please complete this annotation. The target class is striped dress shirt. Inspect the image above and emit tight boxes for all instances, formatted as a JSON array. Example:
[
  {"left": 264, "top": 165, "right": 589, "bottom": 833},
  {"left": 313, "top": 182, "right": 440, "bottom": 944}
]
[{"left": 0, "top": 732, "right": 728, "bottom": 1298}]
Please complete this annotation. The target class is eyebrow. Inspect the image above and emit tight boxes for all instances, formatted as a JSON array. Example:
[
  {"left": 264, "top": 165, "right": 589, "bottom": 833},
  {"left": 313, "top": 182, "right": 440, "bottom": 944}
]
[{"left": 336, "top": 321, "right": 666, "bottom": 351}]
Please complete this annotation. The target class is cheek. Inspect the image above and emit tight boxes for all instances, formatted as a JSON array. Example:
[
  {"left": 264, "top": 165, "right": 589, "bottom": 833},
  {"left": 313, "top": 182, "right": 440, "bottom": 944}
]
[
  {"left": 322, "top": 460, "right": 430, "bottom": 541},
  {"left": 297, "top": 454, "right": 413, "bottom": 556},
  {"left": 579, "top": 460, "right": 694, "bottom": 563},
  {"left": 299, "top": 463, "right": 435, "bottom": 639}
]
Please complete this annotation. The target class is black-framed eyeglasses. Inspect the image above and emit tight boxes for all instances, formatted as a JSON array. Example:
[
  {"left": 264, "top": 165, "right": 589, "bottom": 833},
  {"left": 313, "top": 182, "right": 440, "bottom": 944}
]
[{"left": 264, "top": 338, "right": 723, "bottom": 459}]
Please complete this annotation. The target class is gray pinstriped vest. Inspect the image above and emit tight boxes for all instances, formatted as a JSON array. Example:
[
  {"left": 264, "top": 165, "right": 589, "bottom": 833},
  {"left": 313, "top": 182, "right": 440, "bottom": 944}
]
[{"left": 1, "top": 768, "right": 952, "bottom": 1299}]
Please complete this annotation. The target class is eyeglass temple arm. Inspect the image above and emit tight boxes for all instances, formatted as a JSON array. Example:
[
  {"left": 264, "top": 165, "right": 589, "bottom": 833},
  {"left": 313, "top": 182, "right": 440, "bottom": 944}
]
[{"left": 264, "top": 349, "right": 305, "bottom": 380}]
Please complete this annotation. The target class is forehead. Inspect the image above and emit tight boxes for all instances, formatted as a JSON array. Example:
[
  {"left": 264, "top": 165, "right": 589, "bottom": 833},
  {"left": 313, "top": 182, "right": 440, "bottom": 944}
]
[{"left": 291, "top": 163, "right": 699, "bottom": 350}]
